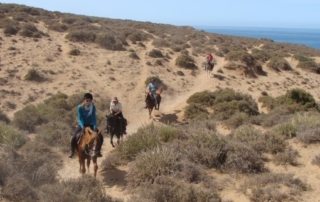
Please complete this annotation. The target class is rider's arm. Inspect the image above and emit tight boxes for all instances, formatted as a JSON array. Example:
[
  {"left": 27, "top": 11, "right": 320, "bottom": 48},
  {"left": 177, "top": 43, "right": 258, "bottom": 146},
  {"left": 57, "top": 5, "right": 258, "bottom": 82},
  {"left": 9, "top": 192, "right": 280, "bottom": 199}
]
[{"left": 77, "top": 105, "right": 84, "bottom": 128}]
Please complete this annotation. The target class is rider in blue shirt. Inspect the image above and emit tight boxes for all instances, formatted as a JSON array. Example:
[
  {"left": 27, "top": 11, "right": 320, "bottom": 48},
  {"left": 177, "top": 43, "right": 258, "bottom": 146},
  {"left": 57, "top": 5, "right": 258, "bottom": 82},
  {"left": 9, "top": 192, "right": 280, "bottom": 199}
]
[{"left": 69, "top": 93, "right": 103, "bottom": 158}]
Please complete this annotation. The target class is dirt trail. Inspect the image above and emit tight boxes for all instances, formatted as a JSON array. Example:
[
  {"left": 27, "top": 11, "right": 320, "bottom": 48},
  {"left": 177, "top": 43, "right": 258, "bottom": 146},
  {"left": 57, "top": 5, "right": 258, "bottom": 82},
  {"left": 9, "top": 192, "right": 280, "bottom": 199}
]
[{"left": 57, "top": 55, "right": 222, "bottom": 201}]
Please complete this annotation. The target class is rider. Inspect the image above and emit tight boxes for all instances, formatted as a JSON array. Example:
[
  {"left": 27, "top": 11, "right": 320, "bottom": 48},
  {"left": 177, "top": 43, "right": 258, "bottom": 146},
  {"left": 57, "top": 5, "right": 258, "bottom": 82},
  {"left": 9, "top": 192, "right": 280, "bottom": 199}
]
[
  {"left": 68, "top": 93, "right": 103, "bottom": 158},
  {"left": 206, "top": 53, "right": 214, "bottom": 68},
  {"left": 108, "top": 97, "right": 127, "bottom": 134},
  {"left": 146, "top": 78, "right": 159, "bottom": 109}
]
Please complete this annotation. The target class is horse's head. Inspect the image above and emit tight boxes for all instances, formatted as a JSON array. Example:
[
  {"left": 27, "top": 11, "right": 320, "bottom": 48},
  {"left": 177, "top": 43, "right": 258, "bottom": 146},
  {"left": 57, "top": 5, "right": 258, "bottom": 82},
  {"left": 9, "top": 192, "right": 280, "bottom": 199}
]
[{"left": 80, "top": 127, "right": 101, "bottom": 156}]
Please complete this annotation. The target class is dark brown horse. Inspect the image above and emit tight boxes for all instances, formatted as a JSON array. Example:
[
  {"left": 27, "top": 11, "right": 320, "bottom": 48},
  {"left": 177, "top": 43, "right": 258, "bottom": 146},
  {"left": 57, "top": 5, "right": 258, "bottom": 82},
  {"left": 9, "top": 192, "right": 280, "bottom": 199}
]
[
  {"left": 106, "top": 115, "right": 125, "bottom": 147},
  {"left": 145, "top": 89, "right": 162, "bottom": 118},
  {"left": 77, "top": 127, "right": 102, "bottom": 177}
]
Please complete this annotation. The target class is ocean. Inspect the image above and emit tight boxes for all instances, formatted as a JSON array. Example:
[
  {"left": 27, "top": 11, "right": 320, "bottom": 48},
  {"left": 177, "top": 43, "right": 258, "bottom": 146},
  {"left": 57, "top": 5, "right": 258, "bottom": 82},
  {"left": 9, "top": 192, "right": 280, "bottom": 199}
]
[{"left": 200, "top": 27, "right": 320, "bottom": 50}]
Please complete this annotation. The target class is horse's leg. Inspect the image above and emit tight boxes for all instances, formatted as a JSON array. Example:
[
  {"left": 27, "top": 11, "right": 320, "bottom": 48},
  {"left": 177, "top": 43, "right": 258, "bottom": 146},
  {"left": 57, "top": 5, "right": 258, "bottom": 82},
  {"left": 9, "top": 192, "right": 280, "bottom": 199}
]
[
  {"left": 93, "top": 157, "right": 98, "bottom": 178},
  {"left": 79, "top": 155, "right": 86, "bottom": 174},
  {"left": 86, "top": 157, "right": 91, "bottom": 173},
  {"left": 149, "top": 108, "right": 152, "bottom": 119},
  {"left": 117, "top": 134, "right": 120, "bottom": 146},
  {"left": 110, "top": 133, "right": 115, "bottom": 147}
]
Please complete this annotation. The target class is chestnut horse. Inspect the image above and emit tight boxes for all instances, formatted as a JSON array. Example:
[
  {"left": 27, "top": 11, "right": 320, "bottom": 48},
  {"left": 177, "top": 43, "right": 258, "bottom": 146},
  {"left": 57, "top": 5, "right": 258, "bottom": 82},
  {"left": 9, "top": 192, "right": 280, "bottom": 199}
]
[
  {"left": 77, "top": 127, "right": 102, "bottom": 177},
  {"left": 145, "top": 89, "right": 162, "bottom": 118}
]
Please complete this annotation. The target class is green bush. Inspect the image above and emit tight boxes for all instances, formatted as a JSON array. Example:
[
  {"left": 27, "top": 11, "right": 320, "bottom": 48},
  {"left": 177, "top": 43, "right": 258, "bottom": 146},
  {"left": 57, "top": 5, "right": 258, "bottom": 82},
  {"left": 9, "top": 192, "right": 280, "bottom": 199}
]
[
  {"left": 2, "top": 175, "right": 38, "bottom": 202},
  {"left": 278, "top": 88, "right": 319, "bottom": 111},
  {"left": 129, "top": 52, "right": 140, "bottom": 60},
  {"left": 36, "top": 121, "right": 71, "bottom": 151},
  {"left": 226, "top": 50, "right": 255, "bottom": 65},
  {"left": 175, "top": 54, "right": 197, "bottom": 69},
  {"left": 294, "top": 55, "right": 320, "bottom": 73},
  {"left": 13, "top": 105, "right": 44, "bottom": 132},
  {"left": 3, "top": 23, "right": 20, "bottom": 35},
  {"left": 66, "top": 30, "right": 96, "bottom": 42},
  {"left": 242, "top": 173, "right": 308, "bottom": 202},
  {"left": 13, "top": 93, "right": 75, "bottom": 132},
  {"left": 186, "top": 91, "right": 215, "bottom": 107},
  {"left": 148, "top": 49, "right": 164, "bottom": 58},
  {"left": 39, "top": 175, "right": 120, "bottom": 202},
  {"left": 267, "top": 57, "right": 292, "bottom": 71},
  {"left": 115, "top": 124, "right": 182, "bottom": 162},
  {"left": 184, "top": 104, "right": 209, "bottom": 120},
  {"left": 135, "top": 176, "right": 221, "bottom": 202},
  {"left": 0, "top": 123, "right": 26, "bottom": 148},
  {"left": 312, "top": 154, "right": 320, "bottom": 167},
  {"left": 24, "top": 68, "right": 46, "bottom": 82},
  {"left": 0, "top": 110, "right": 10, "bottom": 123},
  {"left": 69, "top": 48, "right": 80, "bottom": 56},
  {"left": 19, "top": 23, "right": 44, "bottom": 38},
  {"left": 96, "top": 33, "right": 124, "bottom": 51},
  {"left": 274, "top": 147, "right": 299, "bottom": 166},
  {"left": 251, "top": 48, "right": 271, "bottom": 62},
  {"left": 128, "top": 147, "right": 180, "bottom": 187}
]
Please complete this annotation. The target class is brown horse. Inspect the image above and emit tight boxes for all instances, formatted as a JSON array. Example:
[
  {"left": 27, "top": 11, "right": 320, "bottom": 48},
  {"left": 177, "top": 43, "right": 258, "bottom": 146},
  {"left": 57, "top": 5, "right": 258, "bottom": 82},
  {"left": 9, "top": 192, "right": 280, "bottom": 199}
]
[
  {"left": 77, "top": 127, "right": 102, "bottom": 177},
  {"left": 145, "top": 89, "right": 162, "bottom": 118}
]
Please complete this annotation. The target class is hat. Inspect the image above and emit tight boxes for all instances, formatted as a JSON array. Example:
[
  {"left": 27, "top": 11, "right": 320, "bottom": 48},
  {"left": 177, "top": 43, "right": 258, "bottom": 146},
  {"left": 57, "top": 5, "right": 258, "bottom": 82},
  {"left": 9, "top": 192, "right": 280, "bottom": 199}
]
[{"left": 112, "top": 97, "right": 118, "bottom": 102}]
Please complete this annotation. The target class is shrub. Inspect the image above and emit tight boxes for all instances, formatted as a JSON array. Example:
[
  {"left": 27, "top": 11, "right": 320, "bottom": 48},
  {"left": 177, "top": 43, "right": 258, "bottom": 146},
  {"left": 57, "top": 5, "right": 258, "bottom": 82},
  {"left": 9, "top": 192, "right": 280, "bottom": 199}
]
[
  {"left": 2, "top": 175, "right": 38, "bottom": 202},
  {"left": 135, "top": 176, "right": 221, "bottom": 202},
  {"left": 19, "top": 23, "right": 44, "bottom": 38},
  {"left": 251, "top": 48, "right": 271, "bottom": 62},
  {"left": 69, "top": 48, "right": 80, "bottom": 56},
  {"left": 184, "top": 104, "right": 209, "bottom": 120},
  {"left": 242, "top": 173, "right": 308, "bottom": 202},
  {"left": 226, "top": 50, "right": 255, "bottom": 65},
  {"left": 277, "top": 88, "right": 319, "bottom": 111},
  {"left": 13, "top": 105, "right": 44, "bottom": 132},
  {"left": 129, "top": 52, "right": 140, "bottom": 60},
  {"left": 175, "top": 54, "right": 197, "bottom": 69},
  {"left": 274, "top": 147, "right": 299, "bottom": 166},
  {"left": 48, "top": 22, "right": 68, "bottom": 32},
  {"left": 294, "top": 55, "right": 320, "bottom": 73},
  {"left": 185, "top": 89, "right": 259, "bottom": 122},
  {"left": 36, "top": 121, "right": 71, "bottom": 151},
  {"left": 96, "top": 33, "right": 124, "bottom": 51},
  {"left": 148, "top": 49, "right": 164, "bottom": 58},
  {"left": 186, "top": 91, "right": 215, "bottom": 107},
  {"left": 39, "top": 175, "right": 120, "bottom": 202},
  {"left": 66, "top": 30, "right": 96, "bottom": 42},
  {"left": 272, "top": 122, "right": 297, "bottom": 139},
  {"left": 115, "top": 125, "right": 182, "bottom": 162},
  {"left": 0, "top": 110, "right": 10, "bottom": 123},
  {"left": 128, "top": 147, "right": 180, "bottom": 187},
  {"left": 225, "top": 112, "right": 250, "bottom": 128},
  {"left": 4, "top": 23, "right": 20, "bottom": 35},
  {"left": 312, "top": 154, "right": 320, "bottom": 167},
  {"left": 267, "top": 57, "right": 292, "bottom": 71},
  {"left": 258, "top": 95, "right": 277, "bottom": 110},
  {"left": 24, "top": 68, "right": 46, "bottom": 82},
  {"left": 297, "top": 60, "right": 320, "bottom": 74},
  {"left": 0, "top": 123, "right": 26, "bottom": 148},
  {"left": 297, "top": 127, "right": 320, "bottom": 144},
  {"left": 223, "top": 141, "right": 265, "bottom": 173},
  {"left": 231, "top": 125, "right": 265, "bottom": 153}
]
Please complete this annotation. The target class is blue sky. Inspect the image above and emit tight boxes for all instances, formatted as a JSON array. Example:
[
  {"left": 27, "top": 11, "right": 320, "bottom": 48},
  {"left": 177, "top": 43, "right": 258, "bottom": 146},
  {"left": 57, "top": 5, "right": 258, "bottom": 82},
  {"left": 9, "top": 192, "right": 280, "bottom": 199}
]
[{"left": 1, "top": 0, "right": 320, "bottom": 28}]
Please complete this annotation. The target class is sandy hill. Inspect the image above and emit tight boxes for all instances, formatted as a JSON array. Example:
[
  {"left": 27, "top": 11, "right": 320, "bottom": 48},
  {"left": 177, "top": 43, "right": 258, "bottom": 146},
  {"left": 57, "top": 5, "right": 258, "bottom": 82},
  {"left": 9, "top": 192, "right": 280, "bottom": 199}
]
[{"left": 0, "top": 3, "right": 320, "bottom": 202}]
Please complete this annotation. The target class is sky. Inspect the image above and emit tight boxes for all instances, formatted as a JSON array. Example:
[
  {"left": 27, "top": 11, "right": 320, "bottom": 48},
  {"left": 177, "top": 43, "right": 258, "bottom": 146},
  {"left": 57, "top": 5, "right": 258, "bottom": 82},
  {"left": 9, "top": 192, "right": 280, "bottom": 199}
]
[{"left": 1, "top": 0, "right": 320, "bottom": 29}]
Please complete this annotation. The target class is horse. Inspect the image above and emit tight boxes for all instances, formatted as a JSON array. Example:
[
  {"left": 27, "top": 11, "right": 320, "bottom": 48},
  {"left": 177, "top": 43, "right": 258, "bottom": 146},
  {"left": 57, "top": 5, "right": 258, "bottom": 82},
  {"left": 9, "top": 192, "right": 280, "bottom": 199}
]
[
  {"left": 106, "top": 114, "right": 126, "bottom": 147},
  {"left": 204, "top": 61, "right": 215, "bottom": 77},
  {"left": 145, "top": 90, "right": 162, "bottom": 119},
  {"left": 76, "top": 127, "right": 102, "bottom": 177}
]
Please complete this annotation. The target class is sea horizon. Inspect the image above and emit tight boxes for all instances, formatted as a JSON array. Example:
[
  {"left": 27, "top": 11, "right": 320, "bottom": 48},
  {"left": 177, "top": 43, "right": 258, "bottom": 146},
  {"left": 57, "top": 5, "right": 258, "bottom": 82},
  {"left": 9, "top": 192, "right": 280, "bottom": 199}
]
[{"left": 196, "top": 26, "right": 320, "bottom": 50}]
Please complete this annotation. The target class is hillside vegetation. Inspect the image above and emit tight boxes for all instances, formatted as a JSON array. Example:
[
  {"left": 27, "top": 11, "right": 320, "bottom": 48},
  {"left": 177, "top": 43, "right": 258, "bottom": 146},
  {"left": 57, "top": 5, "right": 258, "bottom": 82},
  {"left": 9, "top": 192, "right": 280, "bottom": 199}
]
[{"left": 1, "top": 3, "right": 320, "bottom": 202}]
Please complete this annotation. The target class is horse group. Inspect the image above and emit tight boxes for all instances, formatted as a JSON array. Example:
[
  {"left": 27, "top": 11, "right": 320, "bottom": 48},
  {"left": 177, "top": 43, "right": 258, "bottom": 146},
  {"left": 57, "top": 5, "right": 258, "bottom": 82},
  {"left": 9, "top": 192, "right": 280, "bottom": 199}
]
[{"left": 75, "top": 92, "right": 162, "bottom": 177}]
